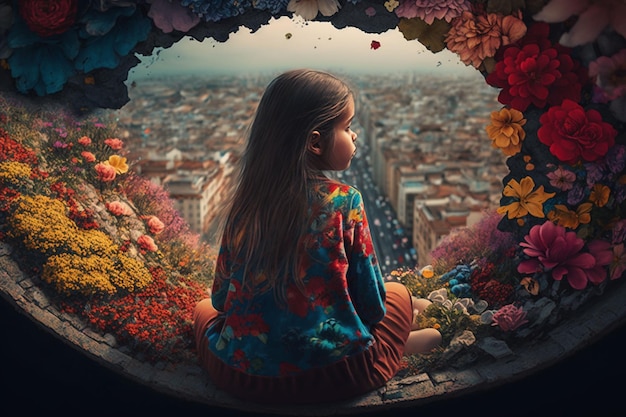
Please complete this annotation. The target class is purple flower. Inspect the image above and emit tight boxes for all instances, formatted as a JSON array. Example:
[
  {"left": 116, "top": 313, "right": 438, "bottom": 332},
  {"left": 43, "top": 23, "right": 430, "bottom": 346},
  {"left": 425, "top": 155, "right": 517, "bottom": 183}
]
[
  {"left": 567, "top": 183, "right": 587, "bottom": 205},
  {"left": 53, "top": 140, "right": 68, "bottom": 149},
  {"left": 547, "top": 166, "right": 576, "bottom": 191}
]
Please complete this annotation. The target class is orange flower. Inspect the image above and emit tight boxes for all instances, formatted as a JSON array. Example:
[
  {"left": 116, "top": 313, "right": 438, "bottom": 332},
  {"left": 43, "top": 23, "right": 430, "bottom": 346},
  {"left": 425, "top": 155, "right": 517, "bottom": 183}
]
[
  {"left": 104, "top": 137, "right": 124, "bottom": 150},
  {"left": 497, "top": 176, "right": 555, "bottom": 219},
  {"left": 107, "top": 155, "right": 128, "bottom": 174},
  {"left": 486, "top": 107, "right": 526, "bottom": 156},
  {"left": 445, "top": 11, "right": 526, "bottom": 68},
  {"left": 81, "top": 151, "right": 96, "bottom": 162},
  {"left": 547, "top": 203, "right": 593, "bottom": 229},
  {"left": 589, "top": 184, "right": 610, "bottom": 207}
]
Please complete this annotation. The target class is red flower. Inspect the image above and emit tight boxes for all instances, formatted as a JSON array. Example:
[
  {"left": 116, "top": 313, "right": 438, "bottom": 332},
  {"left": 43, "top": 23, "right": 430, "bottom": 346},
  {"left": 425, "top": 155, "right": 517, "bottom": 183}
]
[
  {"left": 538, "top": 99, "right": 617, "bottom": 164},
  {"left": 370, "top": 40, "right": 381, "bottom": 50},
  {"left": 18, "top": 0, "right": 78, "bottom": 38},
  {"left": 485, "top": 23, "right": 586, "bottom": 111}
]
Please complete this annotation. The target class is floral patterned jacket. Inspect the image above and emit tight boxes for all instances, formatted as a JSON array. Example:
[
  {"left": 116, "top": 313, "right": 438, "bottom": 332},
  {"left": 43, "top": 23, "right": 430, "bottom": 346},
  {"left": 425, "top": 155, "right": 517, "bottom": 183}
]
[{"left": 206, "top": 179, "right": 386, "bottom": 376}]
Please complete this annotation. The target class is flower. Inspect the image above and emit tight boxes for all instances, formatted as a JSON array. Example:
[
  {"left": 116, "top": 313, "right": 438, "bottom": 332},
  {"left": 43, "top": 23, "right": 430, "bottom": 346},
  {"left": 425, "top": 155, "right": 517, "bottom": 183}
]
[
  {"left": 104, "top": 138, "right": 124, "bottom": 150},
  {"left": 485, "top": 23, "right": 586, "bottom": 112},
  {"left": 445, "top": 11, "right": 526, "bottom": 68},
  {"left": 145, "top": 215, "right": 165, "bottom": 235},
  {"left": 107, "top": 155, "right": 128, "bottom": 174},
  {"left": 491, "top": 304, "right": 528, "bottom": 331},
  {"left": 147, "top": 0, "right": 201, "bottom": 33},
  {"left": 18, "top": 0, "right": 78, "bottom": 38},
  {"left": 589, "top": 48, "right": 626, "bottom": 103},
  {"left": 517, "top": 221, "right": 597, "bottom": 290},
  {"left": 546, "top": 166, "right": 576, "bottom": 191},
  {"left": 486, "top": 107, "right": 526, "bottom": 156},
  {"left": 547, "top": 203, "right": 592, "bottom": 229},
  {"left": 589, "top": 184, "right": 611, "bottom": 207},
  {"left": 533, "top": 0, "right": 626, "bottom": 47},
  {"left": 106, "top": 201, "right": 133, "bottom": 216},
  {"left": 81, "top": 151, "right": 96, "bottom": 163},
  {"left": 497, "top": 176, "right": 555, "bottom": 219},
  {"left": 538, "top": 99, "right": 617, "bottom": 164},
  {"left": 77, "top": 136, "right": 92, "bottom": 146},
  {"left": 95, "top": 161, "right": 116, "bottom": 182},
  {"left": 610, "top": 243, "right": 626, "bottom": 280},
  {"left": 287, "top": 0, "right": 341, "bottom": 21},
  {"left": 394, "top": 0, "right": 471, "bottom": 24},
  {"left": 137, "top": 234, "right": 158, "bottom": 252}
]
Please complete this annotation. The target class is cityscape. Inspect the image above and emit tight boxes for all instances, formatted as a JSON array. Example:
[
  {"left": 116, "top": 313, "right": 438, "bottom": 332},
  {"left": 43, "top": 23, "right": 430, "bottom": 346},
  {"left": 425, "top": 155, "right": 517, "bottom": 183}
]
[{"left": 114, "top": 72, "right": 507, "bottom": 275}]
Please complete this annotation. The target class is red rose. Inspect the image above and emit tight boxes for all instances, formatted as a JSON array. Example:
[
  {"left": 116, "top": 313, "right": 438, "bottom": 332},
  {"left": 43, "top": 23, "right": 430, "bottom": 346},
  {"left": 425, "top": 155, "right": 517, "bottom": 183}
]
[
  {"left": 18, "top": 0, "right": 78, "bottom": 37},
  {"left": 538, "top": 99, "right": 617, "bottom": 164}
]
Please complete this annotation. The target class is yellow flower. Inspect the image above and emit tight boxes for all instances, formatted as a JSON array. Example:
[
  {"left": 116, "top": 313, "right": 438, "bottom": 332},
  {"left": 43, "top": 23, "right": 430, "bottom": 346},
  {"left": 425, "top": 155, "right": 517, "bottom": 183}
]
[
  {"left": 547, "top": 203, "right": 592, "bottom": 229},
  {"left": 497, "top": 176, "right": 555, "bottom": 219},
  {"left": 486, "top": 107, "right": 526, "bottom": 156},
  {"left": 589, "top": 184, "right": 611, "bottom": 207},
  {"left": 108, "top": 155, "right": 128, "bottom": 174}
]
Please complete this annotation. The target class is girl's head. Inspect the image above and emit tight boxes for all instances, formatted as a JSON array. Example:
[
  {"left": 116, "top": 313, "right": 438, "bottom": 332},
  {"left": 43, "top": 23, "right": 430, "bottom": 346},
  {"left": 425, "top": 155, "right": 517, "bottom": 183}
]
[
  {"left": 245, "top": 68, "right": 357, "bottom": 177},
  {"left": 220, "top": 69, "right": 358, "bottom": 301}
]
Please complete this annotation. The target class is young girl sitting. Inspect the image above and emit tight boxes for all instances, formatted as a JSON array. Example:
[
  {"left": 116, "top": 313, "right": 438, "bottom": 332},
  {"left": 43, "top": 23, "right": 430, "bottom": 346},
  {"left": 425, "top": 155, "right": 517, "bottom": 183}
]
[{"left": 193, "top": 68, "right": 442, "bottom": 405}]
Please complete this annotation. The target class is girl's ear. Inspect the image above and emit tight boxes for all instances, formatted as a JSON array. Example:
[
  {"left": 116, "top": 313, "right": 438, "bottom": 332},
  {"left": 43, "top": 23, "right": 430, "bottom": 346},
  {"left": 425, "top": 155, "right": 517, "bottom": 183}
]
[{"left": 307, "top": 131, "right": 323, "bottom": 156}]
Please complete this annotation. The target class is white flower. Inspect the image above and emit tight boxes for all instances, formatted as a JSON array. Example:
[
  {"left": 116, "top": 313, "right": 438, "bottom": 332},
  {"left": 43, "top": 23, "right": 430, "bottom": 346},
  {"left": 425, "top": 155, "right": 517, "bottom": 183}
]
[{"left": 287, "top": 0, "right": 341, "bottom": 21}]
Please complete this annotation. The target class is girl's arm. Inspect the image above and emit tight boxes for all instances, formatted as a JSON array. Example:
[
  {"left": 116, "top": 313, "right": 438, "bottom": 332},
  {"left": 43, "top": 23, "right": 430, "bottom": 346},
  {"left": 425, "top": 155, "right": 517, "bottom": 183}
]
[
  {"left": 345, "top": 191, "right": 386, "bottom": 326},
  {"left": 210, "top": 240, "right": 230, "bottom": 312}
]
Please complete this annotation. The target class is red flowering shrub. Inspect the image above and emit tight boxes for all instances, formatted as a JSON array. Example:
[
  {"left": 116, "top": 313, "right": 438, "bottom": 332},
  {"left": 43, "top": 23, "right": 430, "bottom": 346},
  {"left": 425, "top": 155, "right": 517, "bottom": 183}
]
[
  {"left": 62, "top": 266, "right": 208, "bottom": 363},
  {"left": 537, "top": 99, "right": 618, "bottom": 164},
  {"left": 485, "top": 23, "right": 587, "bottom": 111},
  {"left": 18, "top": 0, "right": 78, "bottom": 37}
]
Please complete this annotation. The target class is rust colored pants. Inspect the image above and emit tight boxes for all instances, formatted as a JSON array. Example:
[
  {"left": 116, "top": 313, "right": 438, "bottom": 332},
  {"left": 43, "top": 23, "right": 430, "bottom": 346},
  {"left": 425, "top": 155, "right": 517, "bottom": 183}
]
[{"left": 192, "top": 281, "right": 413, "bottom": 404}]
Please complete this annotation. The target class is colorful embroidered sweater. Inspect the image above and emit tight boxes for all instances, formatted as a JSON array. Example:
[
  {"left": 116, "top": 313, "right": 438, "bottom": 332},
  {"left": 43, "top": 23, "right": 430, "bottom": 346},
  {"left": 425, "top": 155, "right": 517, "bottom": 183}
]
[{"left": 206, "top": 179, "right": 386, "bottom": 376}]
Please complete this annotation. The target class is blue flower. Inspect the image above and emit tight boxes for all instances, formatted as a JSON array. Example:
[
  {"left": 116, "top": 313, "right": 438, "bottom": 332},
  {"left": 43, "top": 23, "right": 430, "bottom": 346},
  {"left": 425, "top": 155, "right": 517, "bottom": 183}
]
[
  {"left": 75, "top": 7, "right": 152, "bottom": 73},
  {"left": 7, "top": 19, "right": 79, "bottom": 95}
]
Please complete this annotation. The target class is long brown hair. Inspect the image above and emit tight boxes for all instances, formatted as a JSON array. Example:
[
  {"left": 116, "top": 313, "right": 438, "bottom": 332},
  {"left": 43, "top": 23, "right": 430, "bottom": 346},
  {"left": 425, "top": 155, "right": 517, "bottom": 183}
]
[{"left": 218, "top": 69, "right": 354, "bottom": 303}]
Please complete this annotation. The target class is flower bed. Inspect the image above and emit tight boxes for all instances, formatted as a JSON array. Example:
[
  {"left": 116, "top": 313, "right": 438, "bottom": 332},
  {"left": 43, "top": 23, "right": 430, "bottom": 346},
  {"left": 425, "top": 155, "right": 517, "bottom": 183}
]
[{"left": 0, "top": 1, "right": 625, "bottom": 373}]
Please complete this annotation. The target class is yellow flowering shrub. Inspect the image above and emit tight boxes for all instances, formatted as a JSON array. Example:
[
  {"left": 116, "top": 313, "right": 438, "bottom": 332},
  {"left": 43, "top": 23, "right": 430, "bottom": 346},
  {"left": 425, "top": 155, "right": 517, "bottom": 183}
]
[
  {"left": 8, "top": 194, "right": 152, "bottom": 296},
  {"left": 8, "top": 195, "right": 77, "bottom": 254},
  {"left": 0, "top": 161, "right": 32, "bottom": 186},
  {"left": 43, "top": 254, "right": 117, "bottom": 295}
]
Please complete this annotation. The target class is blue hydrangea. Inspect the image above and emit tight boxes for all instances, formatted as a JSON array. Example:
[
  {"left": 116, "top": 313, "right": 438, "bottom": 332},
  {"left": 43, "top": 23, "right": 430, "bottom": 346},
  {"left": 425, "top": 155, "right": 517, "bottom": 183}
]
[
  {"left": 440, "top": 264, "right": 474, "bottom": 299},
  {"left": 252, "top": 0, "right": 289, "bottom": 15},
  {"left": 181, "top": 0, "right": 252, "bottom": 22}
]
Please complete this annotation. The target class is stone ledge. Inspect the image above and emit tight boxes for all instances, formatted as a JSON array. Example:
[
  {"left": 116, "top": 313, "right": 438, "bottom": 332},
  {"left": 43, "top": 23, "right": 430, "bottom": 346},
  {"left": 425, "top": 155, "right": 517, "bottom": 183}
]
[{"left": 2, "top": 246, "right": 626, "bottom": 416}]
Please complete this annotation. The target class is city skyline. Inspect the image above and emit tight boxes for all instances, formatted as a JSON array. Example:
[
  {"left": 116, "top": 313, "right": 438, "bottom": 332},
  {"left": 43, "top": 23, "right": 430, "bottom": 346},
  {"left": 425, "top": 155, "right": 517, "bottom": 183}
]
[{"left": 129, "top": 16, "right": 476, "bottom": 80}]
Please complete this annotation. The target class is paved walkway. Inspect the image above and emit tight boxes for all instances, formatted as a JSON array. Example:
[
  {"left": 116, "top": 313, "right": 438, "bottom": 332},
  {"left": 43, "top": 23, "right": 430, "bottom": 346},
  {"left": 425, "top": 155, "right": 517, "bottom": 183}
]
[{"left": 2, "top": 240, "right": 626, "bottom": 416}]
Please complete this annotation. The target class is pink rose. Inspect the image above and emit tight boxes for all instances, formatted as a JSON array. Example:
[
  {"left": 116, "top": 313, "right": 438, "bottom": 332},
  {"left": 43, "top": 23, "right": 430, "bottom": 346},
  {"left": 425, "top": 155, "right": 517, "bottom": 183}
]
[
  {"left": 137, "top": 235, "right": 158, "bottom": 252},
  {"left": 538, "top": 99, "right": 617, "bottom": 164},
  {"left": 81, "top": 151, "right": 96, "bottom": 163},
  {"left": 95, "top": 162, "right": 116, "bottom": 182},
  {"left": 145, "top": 215, "right": 165, "bottom": 235},
  {"left": 106, "top": 201, "right": 133, "bottom": 216},
  {"left": 104, "top": 138, "right": 124, "bottom": 150}
]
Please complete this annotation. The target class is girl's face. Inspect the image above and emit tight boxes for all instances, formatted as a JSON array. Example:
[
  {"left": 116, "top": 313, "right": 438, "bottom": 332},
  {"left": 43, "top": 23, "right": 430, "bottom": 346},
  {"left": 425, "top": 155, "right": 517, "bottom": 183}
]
[{"left": 325, "top": 98, "right": 357, "bottom": 171}]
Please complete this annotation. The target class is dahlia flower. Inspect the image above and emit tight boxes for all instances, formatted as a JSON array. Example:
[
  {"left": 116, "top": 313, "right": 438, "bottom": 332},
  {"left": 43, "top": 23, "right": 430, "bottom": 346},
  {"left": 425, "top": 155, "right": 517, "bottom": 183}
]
[
  {"left": 491, "top": 304, "right": 528, "bottom": 331},
  {"left": 485, "top": 23, "right": 586, "bottom": 111},
  {"left": 445, "top": 11, "right": 526, "bottom": 68},
  {"left": 394, "top": 0, "right": 471, "bottom": 24}
]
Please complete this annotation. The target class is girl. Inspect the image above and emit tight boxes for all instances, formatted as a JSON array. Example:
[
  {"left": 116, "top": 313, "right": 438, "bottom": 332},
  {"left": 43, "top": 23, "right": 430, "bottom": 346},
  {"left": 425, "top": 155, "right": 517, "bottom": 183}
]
[{"left": 193, "top": 69, "right": 441, "bottom": 404}]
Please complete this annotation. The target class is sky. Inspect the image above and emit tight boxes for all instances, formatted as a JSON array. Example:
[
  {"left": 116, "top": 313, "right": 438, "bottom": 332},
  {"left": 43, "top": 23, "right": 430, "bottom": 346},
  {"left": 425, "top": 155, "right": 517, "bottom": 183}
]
[{"left": 129, "top": 15, "right": 479, "bottom": 79}]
